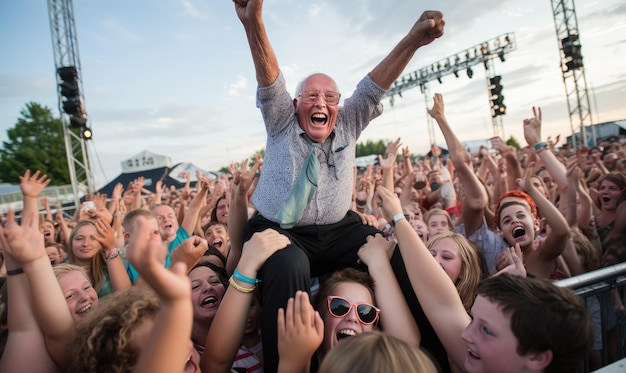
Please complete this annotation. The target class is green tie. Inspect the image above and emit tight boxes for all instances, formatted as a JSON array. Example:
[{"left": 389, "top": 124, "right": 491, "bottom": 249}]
[{"left": 276, "top": 146, "right": 319, "bottom": 229}]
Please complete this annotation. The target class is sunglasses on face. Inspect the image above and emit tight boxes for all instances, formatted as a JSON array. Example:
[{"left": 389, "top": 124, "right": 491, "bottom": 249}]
[{"left": 326, "top": 296, "right": 380, "bottom": 325}]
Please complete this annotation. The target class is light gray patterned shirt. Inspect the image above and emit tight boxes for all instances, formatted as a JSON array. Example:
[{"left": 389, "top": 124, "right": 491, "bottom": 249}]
[{"left": 251, "top": 72, "right": 384, "bottom": 226}]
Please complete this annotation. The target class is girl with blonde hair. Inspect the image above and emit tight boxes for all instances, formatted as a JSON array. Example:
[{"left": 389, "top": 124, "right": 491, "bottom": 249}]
[
  {"left": 427, "top": 231, "right": 488, "bottom": 310},
  {"left": 318, "top": 331, "right": 438, "bottom": 373}
]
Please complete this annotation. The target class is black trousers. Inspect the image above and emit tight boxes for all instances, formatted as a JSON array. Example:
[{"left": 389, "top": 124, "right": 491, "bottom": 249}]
[{"left": 246, "top": 211, "right": 449, "bottom": 373}]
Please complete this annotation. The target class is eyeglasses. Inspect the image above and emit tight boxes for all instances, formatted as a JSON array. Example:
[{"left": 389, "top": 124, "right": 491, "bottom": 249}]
[
  {"left": 298, "top": 90, "right": 341, "bottom": 106},
  {"left": 326, "top": 296, "right": 380, "bottom": 325}
]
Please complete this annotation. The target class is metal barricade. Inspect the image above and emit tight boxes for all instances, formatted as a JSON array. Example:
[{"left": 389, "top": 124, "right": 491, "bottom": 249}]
[{"left": 555, "top": 262, "right": 626, "bottom": 372}]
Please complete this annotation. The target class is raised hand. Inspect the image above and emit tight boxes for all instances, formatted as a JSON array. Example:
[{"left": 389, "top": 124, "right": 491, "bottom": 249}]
[
  {"left": 19, "top": 170, "right": 50, "bottom": 199},
  {"left": 489, "top": 136, "right": 514, "bottom": 157},
  {"left": 427, "top": 92, "right": 445, "bottom": 119},
  {"left": 93, "top": 217, "right": 116, "bottom": 252},
  {"left": 374, "top": 186, "right": 404, "bottom": 223},
  {"left": 516, "top": 161, "right": 537, "bottom": 193},
  {"left": 126, "top": 216, "right": 191, "bottom": 302},
  {"left": 378, "top": 138, "right": 401, "bottom": 169},
  {"left": 358, "top": 233, "right": 394, "bottom": 266},
  {"left": 494, "top": 244, "right": 526, "bottom": 277},
  {"left": 277, "top": 291, "right": 324, "bottom": 372},
  {"left": 237, "top": 229, "right": 290, "bottom": 275},
  {"left": 523, "top": 106, "right": 543, "bottom": 147},
  {"left": 0, "top": 209, "right": 46, "bottom": 266},
  {"left": 134, "top": 176, "right": 146, "bottom": 191},
  {"left": 170, "top": 236, "right": 208, "bottom": 270},
  {"left": 410, "top": 11, "right": 445, "bottom": 49},
  {"left": 230, "top": 158, "right": 256, "bottom": 194},
  {"left": 354, "top": 210, "right": 378, "bottom": 227},
  {"left": 233, "top": 0, "right": 263, "bottom": 26},
  {"left": 112, "top": 182, "right": 124, "bottom": 201},
  {"left": 566, "top": 157, "right": 581, "bottom": 184},
  {"left": 254, "top": 152, "right": 264, "bottom": 167}
]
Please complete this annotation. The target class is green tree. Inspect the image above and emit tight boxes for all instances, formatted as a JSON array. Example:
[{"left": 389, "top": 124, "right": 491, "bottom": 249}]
[
  {"left": 506, "top": 135, "right": 521, "bottom": 151},
  {"left": 356, "top": 139, "right": 388, "bottom": 157},
  {"left": 0, "top": 102, "right": 70, "bottom": 185}
]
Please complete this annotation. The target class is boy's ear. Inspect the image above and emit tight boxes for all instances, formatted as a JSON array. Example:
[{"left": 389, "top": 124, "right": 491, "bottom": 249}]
[{"left": 524, "top": 349, "right": 552, "bottom": 371}]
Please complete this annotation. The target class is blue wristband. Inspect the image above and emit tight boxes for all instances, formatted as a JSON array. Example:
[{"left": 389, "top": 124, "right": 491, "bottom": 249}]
[
  {"left": 233, "top": 268, "right": 261, "bottom": 284},
  {"left": 534, "top": 141, "right": 548, "bottom": 151}
]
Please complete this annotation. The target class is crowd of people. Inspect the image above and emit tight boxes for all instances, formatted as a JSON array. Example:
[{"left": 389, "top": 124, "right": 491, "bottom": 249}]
[{"left": 1, "top": 0, "right": 626, "bottom": 372}]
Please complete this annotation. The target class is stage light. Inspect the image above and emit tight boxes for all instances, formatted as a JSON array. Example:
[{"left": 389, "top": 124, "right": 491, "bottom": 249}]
[
  {"left": 488, "top": 75, "right": 505, "bottom": 117},
  {"left": 453, "top": 70, "right": 459, "bottom": 78},
  {"left": 69, "top": 114, "right": 87, "bottom": 128},
  {"left": 499, "top": 52, "right": 505, "bottom": 62},
  {"left": 562, "top": 34, "right": 583, "bottom": 71},
  {"left": 437, "top": 77, "right": 442, "bottom": 84},
  {"left": 82, "top": 127, "right": 93, "bottom": 140},
  {"left": 57, "top": 66, "right": 82, "bottom": 115},
  {"left": 466, "top": 67, "right": 474, "bottom": 79}
]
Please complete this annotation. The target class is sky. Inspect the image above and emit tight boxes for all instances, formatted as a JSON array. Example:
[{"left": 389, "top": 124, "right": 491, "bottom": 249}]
[{"left": 1, "top": 0, "right": 625, "bottom": 189}]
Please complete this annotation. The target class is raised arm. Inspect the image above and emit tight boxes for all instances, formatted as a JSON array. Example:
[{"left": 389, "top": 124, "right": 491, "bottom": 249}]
[
  {"left": 428, "top": 93, "right": 487, "bottom": 235},
  {"left": 234, "top": 0, "right": 280, "bottom": 87},
  {"left": 490, "top": 136, "right": 522, "bottom": 194},
  {"left": 181, "top": 172, "right": 211, "bottom": 237},
  {"left": 40, "top": 197, "right": 53, "bottom": 222},
  {"left": 277, "top": 291, "right": 324, "bottom": 373},
  {"left": 369, "top": 11, "right": 444, "bottom": 90},
  {"left": 519, "top": 162, "right": 569, "bottom": 261},
  {"left": 0, "top": 227, "right": 59, "bottom": 373},
  {"left": 93, "top": 217, "right": 131, "bottom": 292},
  {"left": 201, "top": 229, "right": 290, "bottom": 373},
  {"left": 55, "top": 208, "right": 70, "bottom": 248},
  {"left": 523, "top": 107, "right": 567, "bottom": 193},
  {"left": 225, "top": 159, "right": 257, "bottom": 276},
  {"left": 357, "top": 234, "right": 421, "bottom": 347},
  {"left": 127, "top": 216, "right": 193, "bottom": 373},
  {"left": 378, "top": 138, "right": 402, "bottom": 193},
  {"left": 375, "top": 186, "right": 470, "bottom": 371},
  {"left": 2, "top": 171, "right": 75, "bottom": 368}
]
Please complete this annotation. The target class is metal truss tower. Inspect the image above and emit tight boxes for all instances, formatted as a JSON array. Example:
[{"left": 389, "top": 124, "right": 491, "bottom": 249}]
[
  {"left": 551, "top": 0, "right": 596, "bottom": 148},
  {"left": 385, "top": 33, "right": 516, "bottom": 148},
  {"left": 47, "top": 0, "right": 96, "bottom": 207}
]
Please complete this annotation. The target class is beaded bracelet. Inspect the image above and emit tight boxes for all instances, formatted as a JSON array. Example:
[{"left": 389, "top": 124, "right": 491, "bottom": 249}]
[
  {"left": 233, "top": 268, "right": 261, "bottom": 284},
  {"left": 229, "top": 276, "right": 256, "bottom": 294},
  {"left": 6, "top": 267, "right": 24, "bottom": 276},
  {"left": 105, "top": 248, "right": 120, "bottom": 260}
]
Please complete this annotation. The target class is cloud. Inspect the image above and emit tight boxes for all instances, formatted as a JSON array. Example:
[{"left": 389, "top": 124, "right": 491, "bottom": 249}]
[
  {"left": 0, "top": 73, "right": 55, "bottom": 98},
  {"left": 227, "top": 75, "right": 248, "bottom": 97},
  {"left": 179, "top": 0, "right": 210, "bottom": 21}
]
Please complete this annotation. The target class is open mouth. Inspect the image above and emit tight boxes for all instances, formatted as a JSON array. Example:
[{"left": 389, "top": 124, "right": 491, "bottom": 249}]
[
  {"left": 311, "top": 113, "right": 327, "bottom": 125},
  {"left": 513, "top": 226, "right": 526, "bottom": 238},
  {"left": 467, "top": 347, "right": 480, "bottom": 360},
  {"left": 201, "top": 296, "right": 217, "bottom": 307},
  {"left": 602, "top": 196, "right": 611, "bottom": 203},
  {"left": 336, "top": 329, "right": 356, "bottom": 341},
  {"left": 211, "top": 239, "right": 223, "bottom": 249},
  {"left": 77, "top": 303, "right": 93, "bottom": 314}
]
